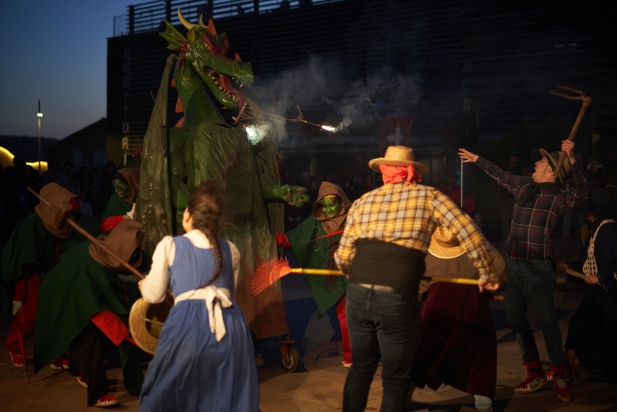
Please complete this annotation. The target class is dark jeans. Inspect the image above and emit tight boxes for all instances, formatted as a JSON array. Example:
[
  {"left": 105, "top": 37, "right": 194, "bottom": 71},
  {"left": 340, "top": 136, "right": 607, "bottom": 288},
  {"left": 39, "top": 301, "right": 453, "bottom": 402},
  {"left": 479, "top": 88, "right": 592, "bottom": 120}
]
[
  {"left": 505, "top": 259, "right": 564, "bottom": 367},
  {"left": 343, "top": 283, "right": 420, "bottom": 412}
]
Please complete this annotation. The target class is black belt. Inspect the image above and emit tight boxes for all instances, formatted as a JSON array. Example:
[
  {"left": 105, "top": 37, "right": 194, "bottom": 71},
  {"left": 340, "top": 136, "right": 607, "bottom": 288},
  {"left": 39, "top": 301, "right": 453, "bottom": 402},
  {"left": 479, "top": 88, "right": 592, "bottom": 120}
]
[{"left": 356, "top": 283, "right": 412, "bottom": 301}]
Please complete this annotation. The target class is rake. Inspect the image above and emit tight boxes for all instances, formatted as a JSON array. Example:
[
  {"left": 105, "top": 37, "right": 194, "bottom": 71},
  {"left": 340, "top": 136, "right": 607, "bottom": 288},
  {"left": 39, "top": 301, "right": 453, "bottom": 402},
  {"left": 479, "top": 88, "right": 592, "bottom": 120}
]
[{"left": 251, "top": 257, "right": 480, "bottom": 296}]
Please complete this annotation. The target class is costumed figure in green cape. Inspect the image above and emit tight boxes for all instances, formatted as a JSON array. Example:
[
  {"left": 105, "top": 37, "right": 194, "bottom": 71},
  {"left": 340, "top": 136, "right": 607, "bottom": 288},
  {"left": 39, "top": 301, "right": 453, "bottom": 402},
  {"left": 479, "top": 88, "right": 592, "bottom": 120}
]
[
  {"left": 275, "top": 182, "right": 353, "bottom": 366},
  {"left": 100, "top": 167, "right": 140, "bottom": 234},
  {"left": 136, "top": 9, "right": 307, "bottom": 368},
  {"left": 33, "top": 220, "right": 148, "bottom": 408},
  {"left": 1, "top": 182, "right": 100, "bottom": 369}
]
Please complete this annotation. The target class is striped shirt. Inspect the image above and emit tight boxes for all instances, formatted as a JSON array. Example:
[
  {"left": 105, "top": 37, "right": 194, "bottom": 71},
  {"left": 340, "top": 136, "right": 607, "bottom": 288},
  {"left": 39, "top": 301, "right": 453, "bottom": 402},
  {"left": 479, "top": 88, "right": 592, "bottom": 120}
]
[{"left": 334, "top": 182, "right": 496, "bottom": 279}]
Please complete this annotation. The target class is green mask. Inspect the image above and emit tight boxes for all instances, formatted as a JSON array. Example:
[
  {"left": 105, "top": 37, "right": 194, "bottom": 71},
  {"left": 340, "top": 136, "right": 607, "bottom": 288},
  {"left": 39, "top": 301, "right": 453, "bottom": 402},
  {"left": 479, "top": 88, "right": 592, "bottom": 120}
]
[
  {"left": 112, "top": 179, "right": 130, "bottom": 199},
  {"left": 321, "top": 196, "right": 341, "bottom": 219}
]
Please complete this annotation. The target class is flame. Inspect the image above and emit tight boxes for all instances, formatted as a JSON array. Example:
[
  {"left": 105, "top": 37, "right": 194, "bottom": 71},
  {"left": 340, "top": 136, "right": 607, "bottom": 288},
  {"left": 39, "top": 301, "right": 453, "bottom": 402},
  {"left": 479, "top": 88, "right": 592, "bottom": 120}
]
[
  {"left": 321, "top": 125, "right": 336, "bottom": 132},
  {"left": 245, "top": 126, "right": 256, "bottom": 137}
]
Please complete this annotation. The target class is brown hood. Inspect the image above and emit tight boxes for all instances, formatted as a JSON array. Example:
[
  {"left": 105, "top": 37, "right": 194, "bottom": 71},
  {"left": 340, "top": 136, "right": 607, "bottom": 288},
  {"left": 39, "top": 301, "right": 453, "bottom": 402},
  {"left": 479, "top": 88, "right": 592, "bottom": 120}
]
[
  {"left": 34, "top": 183, "right": 78, "bottom": 238},
  {"left": 312, "top": 182, "right": 352, "bottom": 233},
  {"left": 89, "top": 220, "right": 145, "bottom": 272},
  {"left": 115, "top": 167, "right": 140, "bottom": 204}
]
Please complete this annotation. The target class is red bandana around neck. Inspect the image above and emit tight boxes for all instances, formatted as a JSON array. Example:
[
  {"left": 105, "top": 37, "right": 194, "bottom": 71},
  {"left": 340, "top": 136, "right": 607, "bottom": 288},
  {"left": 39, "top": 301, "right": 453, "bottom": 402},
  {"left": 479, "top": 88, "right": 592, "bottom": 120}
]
[{"left": 379, "top": 164, "right": 422, "bottom": 186}]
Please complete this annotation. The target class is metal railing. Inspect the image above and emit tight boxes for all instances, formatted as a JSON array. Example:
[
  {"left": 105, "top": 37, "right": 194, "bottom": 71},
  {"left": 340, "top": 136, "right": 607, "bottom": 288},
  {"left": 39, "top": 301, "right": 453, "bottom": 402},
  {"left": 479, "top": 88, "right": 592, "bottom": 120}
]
[{"left": 113, "top": 0, "right": 343, "bottom": 36}]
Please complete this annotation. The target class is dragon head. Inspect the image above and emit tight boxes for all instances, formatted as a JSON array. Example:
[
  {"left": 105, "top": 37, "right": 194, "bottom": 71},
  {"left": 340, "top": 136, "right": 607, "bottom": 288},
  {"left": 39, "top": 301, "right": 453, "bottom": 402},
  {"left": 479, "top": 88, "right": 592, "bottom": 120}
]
[{"left": 161, "top": 9, "right": 253, "bottom": 112}]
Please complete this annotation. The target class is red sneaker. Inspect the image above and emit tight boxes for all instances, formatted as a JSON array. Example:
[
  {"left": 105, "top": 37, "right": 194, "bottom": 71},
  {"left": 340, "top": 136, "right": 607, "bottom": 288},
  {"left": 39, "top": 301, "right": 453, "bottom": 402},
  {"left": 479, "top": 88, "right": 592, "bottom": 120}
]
[
  {"left": 342, "top": 360, "right": 352, "bottom": 368},
  {"left": 552, "top": 365, "right": 572, "bottom": 403},
  {"left": 9, "top": 352, "right": 25, "bottom": 368},
  {"left": 94, "top": 394, "right": 118, "bottom": 407},
  {"left": 513, "top": 359, "right": 548, "bottom": 393},
  {"left": 76, "top": 376, "right": 88, "bottom": 389},
  {"left": 49, "top": 357, "right": 70, "bottom": 370}
]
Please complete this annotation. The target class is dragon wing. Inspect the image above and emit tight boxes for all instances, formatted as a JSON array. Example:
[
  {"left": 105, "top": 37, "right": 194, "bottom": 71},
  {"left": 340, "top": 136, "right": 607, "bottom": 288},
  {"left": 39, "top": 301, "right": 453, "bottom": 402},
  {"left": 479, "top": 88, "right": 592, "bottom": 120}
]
[{"left": 135, "top": 55, "right": 177, "bottom": 253}]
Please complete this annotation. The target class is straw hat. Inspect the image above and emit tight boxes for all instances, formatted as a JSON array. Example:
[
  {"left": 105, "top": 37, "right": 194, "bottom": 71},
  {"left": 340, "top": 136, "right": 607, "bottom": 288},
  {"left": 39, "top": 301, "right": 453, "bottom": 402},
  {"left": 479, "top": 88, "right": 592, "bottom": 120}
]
[
  {"left": 539, "top": 148, "right": 571, "bottom": 185},
  {"left": 129, "top": 298, "right": 170, "bottom": 355},
  {"left": 368, "top": 146, "right": 429, "bottom": 174},
  {"left": 428, "top": 226, "right": 465, "bottom": 259}
]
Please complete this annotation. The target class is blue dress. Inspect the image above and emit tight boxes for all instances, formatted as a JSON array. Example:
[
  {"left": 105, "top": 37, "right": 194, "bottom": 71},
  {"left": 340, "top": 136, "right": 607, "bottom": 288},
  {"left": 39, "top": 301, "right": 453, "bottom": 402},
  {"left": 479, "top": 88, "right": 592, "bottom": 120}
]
[{"left": 139, "top": 237, "right": 259, "bottom": 411}]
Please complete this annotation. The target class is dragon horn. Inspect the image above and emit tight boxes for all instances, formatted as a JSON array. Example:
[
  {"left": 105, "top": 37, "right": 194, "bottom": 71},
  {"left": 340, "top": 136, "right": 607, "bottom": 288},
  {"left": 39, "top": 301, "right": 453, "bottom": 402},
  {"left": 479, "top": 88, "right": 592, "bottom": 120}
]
[
  {"left": 177, "top": 8, "right": 197, "bottom": 30},
  {"left": 198, "top": 14, "right": 207, "bottom": 28}
]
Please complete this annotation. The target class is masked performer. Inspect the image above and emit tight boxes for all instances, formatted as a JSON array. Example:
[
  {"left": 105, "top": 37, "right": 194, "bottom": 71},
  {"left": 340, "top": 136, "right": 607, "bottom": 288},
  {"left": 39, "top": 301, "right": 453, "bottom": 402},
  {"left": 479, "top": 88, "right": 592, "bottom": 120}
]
[
  {"left": 1, "top": 182, "right": 99, "bottom": 369},
  {"left": 556, "top": 198, "right": 617, "bottom": 383},
  {"left": 412, "top": 226, "right": 508, "bottom": 412},
  {"left": 100, "top": 167, "right": 140, "bottom": 233},
  {"left": 33, "top": 220, "right": 147, "bottom": 408},
  {"left": 275, "top": 182, "right": 353, "bottom": 367},
  {"left": 460, "top": 139, "right": 587, "bottom": 403},
  {"left": 138, "top": 181, "right": 258, "bottom": 412}
]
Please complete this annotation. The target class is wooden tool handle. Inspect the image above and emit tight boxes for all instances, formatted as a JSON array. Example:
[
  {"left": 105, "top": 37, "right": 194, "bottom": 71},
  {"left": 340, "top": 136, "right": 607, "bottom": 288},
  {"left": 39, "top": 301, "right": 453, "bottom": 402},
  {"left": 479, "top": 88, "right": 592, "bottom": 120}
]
[{"left": 565, "top": 268, "right": 586, "bottom": 280}]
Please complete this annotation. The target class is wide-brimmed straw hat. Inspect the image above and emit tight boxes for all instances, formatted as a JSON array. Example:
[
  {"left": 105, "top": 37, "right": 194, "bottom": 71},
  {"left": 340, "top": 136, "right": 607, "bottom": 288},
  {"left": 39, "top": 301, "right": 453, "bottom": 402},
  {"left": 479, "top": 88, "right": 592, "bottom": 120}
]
[
  {"left": 129, "top": 298, "right": 170, "bottom": 355},
  {"left": 368, "top": 146, "right": 429, "bottom": 174},
  {"left": 539, "top": 148, "right": 571, "bottom": 185},
  {"left": 428, "top": 226, "right": 465, "bottom": 259}
]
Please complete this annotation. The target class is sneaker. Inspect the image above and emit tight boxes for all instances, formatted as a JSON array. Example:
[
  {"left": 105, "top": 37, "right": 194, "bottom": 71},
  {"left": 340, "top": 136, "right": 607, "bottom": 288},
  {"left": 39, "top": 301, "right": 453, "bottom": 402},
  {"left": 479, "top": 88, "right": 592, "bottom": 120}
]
[
  {"left": 342, "top": 360, "right": 352, "bottom": 368},
  {"left": 552, "top": 365, "right": 572, "bottom": 403},
  {"left": 76, "top": 376, "right": 88, "bottom": 389},
  {"left": 546, "top": 363, "right": 578, "bottom": 381},
  {"left": 49, "top": 357, "right": 70, "bottom": 370},
  {"left": 514, "top": 359, "right": 548, "bottom": 393},
  {"left": 94, "top": 394, "right": 118, "bottom": 407},
  {"left": 9, "top": 352, "right": 25, "bottom": 368}
]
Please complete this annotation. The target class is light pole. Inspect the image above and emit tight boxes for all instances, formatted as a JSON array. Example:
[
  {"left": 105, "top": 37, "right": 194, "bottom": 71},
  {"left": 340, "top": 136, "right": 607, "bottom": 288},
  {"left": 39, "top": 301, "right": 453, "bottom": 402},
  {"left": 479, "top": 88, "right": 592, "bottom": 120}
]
[{"left": 37, "top": 100, "right": 43, "bottom": 175}]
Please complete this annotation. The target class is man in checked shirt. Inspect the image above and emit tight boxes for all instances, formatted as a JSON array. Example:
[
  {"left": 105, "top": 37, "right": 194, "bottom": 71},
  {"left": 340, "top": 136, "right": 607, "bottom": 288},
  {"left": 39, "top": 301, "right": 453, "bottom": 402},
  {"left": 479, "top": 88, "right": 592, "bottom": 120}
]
[
  {"left": 335, "top": 146, "right": 500, "bottom": 412},
  {"left": 459, "top": 139, "right": 587, "bottom": 403}
]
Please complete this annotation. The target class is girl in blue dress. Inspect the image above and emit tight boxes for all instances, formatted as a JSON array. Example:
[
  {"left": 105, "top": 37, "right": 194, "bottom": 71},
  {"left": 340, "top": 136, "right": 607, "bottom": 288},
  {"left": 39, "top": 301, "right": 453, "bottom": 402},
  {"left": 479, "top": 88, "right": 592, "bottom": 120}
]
[{"left": 138, "top": 181, "right": 259, "bottom": 411}]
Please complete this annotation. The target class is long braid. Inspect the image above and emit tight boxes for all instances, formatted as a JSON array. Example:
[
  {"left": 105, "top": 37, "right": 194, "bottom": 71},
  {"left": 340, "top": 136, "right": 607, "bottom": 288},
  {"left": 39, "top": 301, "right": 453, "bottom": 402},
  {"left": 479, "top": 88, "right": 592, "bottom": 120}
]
[{"left": 186, "top": 181, "right": 226, "bottom": 286}]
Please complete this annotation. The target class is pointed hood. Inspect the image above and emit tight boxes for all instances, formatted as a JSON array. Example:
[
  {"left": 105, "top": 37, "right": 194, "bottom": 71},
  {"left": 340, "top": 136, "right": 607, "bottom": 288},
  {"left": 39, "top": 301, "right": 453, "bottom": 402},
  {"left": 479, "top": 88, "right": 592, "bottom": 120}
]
[
  {"left": 34, "top": 182, "right": 79, "bottom": 238},
  {"left": 312, "top": 182, "right": 352, "bottom": 233},
  {"left": 89, "top": 220, "right": 145, "bottom": 272},
  {"left": 114, "top": 167, "right": 140, "bottom": 204}
]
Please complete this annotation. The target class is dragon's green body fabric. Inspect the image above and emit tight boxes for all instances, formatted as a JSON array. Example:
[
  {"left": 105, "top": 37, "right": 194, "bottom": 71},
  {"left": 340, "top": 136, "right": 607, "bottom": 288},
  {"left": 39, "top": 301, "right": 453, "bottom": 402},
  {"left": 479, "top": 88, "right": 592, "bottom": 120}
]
[{"left": 137, "top": 11, "right": 306, "bottom": 339}]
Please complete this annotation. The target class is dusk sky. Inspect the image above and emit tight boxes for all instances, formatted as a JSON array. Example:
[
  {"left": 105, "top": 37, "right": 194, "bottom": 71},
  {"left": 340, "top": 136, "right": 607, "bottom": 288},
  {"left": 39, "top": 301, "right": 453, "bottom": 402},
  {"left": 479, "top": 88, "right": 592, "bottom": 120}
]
[{"left": 0, "top": 0, "right": 137, "bottom": 140}]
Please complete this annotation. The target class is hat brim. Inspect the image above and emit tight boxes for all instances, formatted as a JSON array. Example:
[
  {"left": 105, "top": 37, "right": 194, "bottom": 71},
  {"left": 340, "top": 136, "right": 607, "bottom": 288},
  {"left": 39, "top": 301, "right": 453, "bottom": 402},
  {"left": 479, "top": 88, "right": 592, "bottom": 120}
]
[
  {"left": 129, "top": 298, "right": 170, "bottom": 355},
  {"left": 539, "top": 148, "right": 568, "bottom": 184},
  {"left": 368, "top": 158, "right": 430, "bottom": 174},
  {"left": 428, "top": 238, "right": 466, "bottom": 259}
]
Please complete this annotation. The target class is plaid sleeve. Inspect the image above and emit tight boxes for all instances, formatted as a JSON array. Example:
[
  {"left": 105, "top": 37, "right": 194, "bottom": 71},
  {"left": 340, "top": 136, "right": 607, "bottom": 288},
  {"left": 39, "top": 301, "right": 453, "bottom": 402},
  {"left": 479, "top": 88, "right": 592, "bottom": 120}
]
[
  {"left": 431, "top": 190, "right": 496, "bottom": 279},
  {"left": 476, "top": 157, "right": 530, "bottom": 197},
  {"left": 334, "top": 201, "right": 357, "bottom": 274},
  {"left": 557, "top": 161, "right": 589, "bottom": 213}
]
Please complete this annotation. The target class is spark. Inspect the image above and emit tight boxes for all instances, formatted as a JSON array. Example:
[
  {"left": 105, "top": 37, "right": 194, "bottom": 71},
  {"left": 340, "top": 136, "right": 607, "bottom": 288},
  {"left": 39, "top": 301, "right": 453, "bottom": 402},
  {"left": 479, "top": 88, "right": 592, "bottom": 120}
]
[
  {"left": 321, "top": 125, "right": 336, "bottom": 132},
  {"left": 245, "top": 126, "right": 256, "bottom": 137}
]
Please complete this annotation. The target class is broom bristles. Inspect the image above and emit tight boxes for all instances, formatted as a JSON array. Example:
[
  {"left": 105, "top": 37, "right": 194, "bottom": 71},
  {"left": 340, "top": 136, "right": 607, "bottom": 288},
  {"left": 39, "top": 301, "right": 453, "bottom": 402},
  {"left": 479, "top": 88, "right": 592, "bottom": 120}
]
[{"left": 251, "top": 258, "right": 293, "bottom": 296}]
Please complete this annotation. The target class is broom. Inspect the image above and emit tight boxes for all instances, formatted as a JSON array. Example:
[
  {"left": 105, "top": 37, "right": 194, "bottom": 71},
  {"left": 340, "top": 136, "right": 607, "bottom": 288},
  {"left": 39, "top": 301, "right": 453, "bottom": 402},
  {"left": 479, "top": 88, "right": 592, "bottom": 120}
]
[{"left": 252, "top": 258, "right": 480, "bottom": 296}]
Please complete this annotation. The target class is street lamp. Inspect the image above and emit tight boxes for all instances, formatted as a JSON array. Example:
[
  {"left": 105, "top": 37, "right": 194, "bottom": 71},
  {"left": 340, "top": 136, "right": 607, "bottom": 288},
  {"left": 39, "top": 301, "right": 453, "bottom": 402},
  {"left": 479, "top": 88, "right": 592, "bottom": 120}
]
[{"left": 37, "top": 100, "right": 43, "bottom": 175}]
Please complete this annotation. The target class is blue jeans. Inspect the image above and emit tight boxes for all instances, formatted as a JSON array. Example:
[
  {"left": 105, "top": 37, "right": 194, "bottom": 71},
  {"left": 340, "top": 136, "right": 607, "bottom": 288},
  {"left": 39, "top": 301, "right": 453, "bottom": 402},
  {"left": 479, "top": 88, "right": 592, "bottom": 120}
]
[
  {"left": 343, "top": 283, "right": 420, "bottom": 412},
  {"left": 505, "top": 259, "right": 564, "bottom": 367}
]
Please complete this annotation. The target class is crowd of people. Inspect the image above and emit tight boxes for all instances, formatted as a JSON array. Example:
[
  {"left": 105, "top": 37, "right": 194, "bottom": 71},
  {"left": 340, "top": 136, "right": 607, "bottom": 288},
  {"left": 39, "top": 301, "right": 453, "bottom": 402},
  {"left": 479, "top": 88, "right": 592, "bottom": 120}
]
[{"left": 1, "top": 140, "right": 616, "bottom": 411}]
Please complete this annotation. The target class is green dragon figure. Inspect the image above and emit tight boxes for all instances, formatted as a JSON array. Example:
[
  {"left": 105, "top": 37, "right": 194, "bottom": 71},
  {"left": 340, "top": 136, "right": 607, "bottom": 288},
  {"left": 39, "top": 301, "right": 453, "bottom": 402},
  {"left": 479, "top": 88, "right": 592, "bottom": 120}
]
[{"left": 137, "top": 9, "right": 306, "bottom": 367}]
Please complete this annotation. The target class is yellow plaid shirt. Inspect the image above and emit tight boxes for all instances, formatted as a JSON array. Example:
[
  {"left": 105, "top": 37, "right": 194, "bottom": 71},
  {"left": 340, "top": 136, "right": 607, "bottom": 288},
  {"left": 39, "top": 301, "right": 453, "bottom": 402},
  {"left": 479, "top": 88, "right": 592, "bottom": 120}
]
[{"left": 334, "top": 182, "right": 496, "bottom": 279}]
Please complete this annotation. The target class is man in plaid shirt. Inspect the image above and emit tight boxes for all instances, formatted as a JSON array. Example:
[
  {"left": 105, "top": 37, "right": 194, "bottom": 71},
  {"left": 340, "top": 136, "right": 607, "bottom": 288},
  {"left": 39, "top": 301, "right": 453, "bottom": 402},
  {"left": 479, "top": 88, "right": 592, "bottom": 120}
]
[
  {"left": 335, "top": 146, "right": 500, "bottom": 412},
  {"left": 460, "top": 139, "right": 587, "bottom": 403}
]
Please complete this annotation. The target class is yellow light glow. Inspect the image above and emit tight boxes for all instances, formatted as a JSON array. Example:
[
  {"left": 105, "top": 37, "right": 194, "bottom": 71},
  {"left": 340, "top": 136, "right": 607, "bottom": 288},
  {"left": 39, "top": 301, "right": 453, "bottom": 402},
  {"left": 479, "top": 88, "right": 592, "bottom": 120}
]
[
  {"left": 0, "top": 146, "right": 48, "bottom": 172},
  {"left": 37, "top": 112, "right": 43, "bottom": 118}
]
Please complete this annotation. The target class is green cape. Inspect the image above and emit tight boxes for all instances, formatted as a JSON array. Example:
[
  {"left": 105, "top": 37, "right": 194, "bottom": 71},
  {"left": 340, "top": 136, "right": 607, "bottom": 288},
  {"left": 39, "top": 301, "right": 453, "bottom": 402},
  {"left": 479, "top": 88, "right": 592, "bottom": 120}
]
[
  {"left": 33, "top": 243, "right": 144, "bottom": 394},
  {"left": 1, "top": 212, "right": 101, "bottom": 284},
  {"left": 287, "top": 215, "right": 347, "bottom": 317}
]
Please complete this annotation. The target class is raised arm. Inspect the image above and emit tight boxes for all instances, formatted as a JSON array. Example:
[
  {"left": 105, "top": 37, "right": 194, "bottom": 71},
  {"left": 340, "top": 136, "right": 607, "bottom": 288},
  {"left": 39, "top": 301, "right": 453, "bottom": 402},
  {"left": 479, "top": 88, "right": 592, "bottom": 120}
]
[
  {"left": 558, "top": 140, "right": 588, "bottom": 213},
  {"left": 459, "top": 148, "right": 531, "bottom": 196}
]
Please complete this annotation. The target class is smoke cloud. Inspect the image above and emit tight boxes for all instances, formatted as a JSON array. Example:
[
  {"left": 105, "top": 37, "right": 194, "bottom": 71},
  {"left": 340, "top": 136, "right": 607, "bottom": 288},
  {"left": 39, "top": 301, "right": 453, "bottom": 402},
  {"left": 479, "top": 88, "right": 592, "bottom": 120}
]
[{"left": 246, "top": 56, "right": 422, "bottom": 140}]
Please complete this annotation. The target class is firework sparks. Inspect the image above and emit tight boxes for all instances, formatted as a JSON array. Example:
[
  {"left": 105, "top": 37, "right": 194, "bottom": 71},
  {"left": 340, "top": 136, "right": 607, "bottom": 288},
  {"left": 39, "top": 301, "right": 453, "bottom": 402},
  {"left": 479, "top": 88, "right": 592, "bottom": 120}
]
[{"left": 320, "top": 125, "right": 336, "bottom": 132}]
